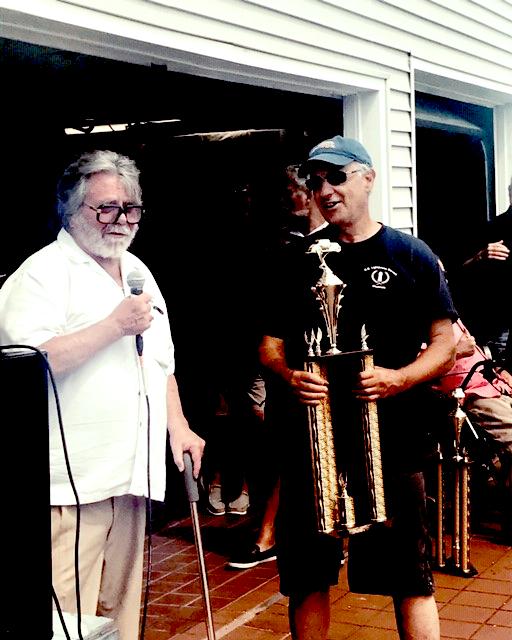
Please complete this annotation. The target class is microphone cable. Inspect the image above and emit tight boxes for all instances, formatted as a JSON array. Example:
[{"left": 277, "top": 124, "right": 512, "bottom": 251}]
[
  {"left": 52, "top": 586, "right": 71, "bottom": 640},
  {"left": 0, "top": 345, "right": 83, "bottom": 640},
  {"left": 125, "top": 267, "right": 178, "bottom": 640},
  {"left": 139, "top": 383, "right": 152, "bottom": 640},
  {"left": 127, "top": 268, "right": 154, "bottom": 640}
]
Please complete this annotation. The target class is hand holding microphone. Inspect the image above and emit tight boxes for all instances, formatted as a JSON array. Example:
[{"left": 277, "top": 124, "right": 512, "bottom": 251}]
[{"left": 126, "top": 269, "right": 151, "bottom": 356}]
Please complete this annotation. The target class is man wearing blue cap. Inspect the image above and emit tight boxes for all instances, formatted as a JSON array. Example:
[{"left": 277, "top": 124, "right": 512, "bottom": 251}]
[{"left": 259, "top": 136, "right": 457, "bottom": 639}]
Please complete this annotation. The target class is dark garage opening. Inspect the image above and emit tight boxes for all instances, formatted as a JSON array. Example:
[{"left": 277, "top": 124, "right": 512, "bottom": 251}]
[
  {"left": 0, "top": 37, "right": 342, "bottom": 278},
  {"left": 416, "top": 127, "right": 489, "bottom": 273},
  {"left": 415, "top": 94, "right": 495, "bottom": 277},
  {"left": 0, "top": 37, "right": 343, "bottom": 518}
]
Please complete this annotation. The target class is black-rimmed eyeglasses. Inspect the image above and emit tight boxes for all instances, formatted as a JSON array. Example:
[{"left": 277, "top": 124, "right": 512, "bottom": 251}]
[
  {"left": 84, "top": 203, "right": 144, "bottom": 224},
  {"left": 305, "top": 169, "right": 361, "bottom": 192}
]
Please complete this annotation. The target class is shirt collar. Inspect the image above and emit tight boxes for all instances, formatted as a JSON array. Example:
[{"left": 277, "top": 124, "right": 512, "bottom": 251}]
[
  {"left": 56, "top": 228, "right": 136, "bottom": 289},
  {"left": 57, "top": 228, "right": 95, "bottom": 264}
]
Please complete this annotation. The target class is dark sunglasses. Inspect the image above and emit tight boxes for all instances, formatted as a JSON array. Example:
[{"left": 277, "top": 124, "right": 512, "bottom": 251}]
[{"left": 305, "top": 168, "right": 361, "bottom": 192}]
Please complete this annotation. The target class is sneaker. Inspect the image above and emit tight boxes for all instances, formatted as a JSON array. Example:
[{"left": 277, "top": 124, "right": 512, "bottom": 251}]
[
  {"left": 207, "top": 484, "right": 225, "bottom": 516},
  {"left": 227, "top": 490, "right": 250, "bottom": 515},
  {"left": 227, "top": 544, "right": 277, "bottom": 569}
]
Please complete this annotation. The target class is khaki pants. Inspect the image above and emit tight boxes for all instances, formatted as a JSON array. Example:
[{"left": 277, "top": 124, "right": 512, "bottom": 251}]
[{"left": 51, "top": 495, "right": 146, "bottom": 640}]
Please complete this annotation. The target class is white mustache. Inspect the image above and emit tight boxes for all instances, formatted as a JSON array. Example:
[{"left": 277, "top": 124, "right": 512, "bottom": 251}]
[{"left": 104, "top": 225, "right": 132, "bottom": 236}]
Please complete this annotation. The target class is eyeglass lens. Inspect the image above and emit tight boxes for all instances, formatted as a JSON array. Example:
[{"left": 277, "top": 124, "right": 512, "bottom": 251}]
[
  {"left": 97, "top": 205, "right": 143, "bottom": 223},
  {"left": 306, "top": 170, "right": 349, "bottom": 192}
]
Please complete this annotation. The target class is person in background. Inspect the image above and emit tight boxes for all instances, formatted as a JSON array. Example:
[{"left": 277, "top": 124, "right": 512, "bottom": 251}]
[
  {"left": 433, "top": 318, "right": 512, "bottom": 543},
  {"left": 206, "top": 374, "right": 266, "bottom": 517},
  {"left": 203, "top": 180, "right": 268, "bottom": 518},
  {"left": 259, "top": 136, "right": 456, "bottom": 640},
  {"left": 0, "top": 150, "right": 204, "bottom": 640},
  {"left": 279, "top": 163, "right": 328, "bottom": 244},
  {"left": 457, "top": 176, "right": 512, "bottom": 361},
  {"left": 227, "top": 164, "right": 326, "bottom": 570}
]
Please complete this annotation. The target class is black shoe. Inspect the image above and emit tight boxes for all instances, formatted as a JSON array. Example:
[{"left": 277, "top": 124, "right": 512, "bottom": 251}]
[{"left": 227, "top": 544, "right": 277, "bottom": 569}]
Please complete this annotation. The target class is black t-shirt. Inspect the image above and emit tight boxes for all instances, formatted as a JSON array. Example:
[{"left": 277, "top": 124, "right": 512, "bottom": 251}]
[
  {"left": 264, "top": 224, "right": 457, "bottom": 368},
  {"left": 262, "top": 224, "right": 457, "bottom": 470}
]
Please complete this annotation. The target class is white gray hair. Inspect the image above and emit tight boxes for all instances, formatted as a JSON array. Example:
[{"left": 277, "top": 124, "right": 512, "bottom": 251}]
[{"left": 56, "top": 150, "right": 142, "bottom": 230}]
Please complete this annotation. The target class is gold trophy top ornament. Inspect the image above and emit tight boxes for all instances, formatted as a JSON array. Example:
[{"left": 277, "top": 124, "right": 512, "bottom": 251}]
[{"left": 307, "top": 239, "right": 347, "bottom": 355}]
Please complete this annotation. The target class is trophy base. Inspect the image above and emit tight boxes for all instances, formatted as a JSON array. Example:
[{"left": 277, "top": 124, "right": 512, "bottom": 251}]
[{"left": 435, "top": 559, "right": 478, "bottom": 577}]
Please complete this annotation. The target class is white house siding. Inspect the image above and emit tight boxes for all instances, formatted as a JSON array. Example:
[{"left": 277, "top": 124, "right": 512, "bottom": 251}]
[{"left": 1, "top": 0, "right": 511, "bottom": 230}]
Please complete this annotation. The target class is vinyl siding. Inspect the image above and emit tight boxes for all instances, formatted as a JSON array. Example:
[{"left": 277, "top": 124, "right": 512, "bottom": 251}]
[{"left": 1, "top": 0, "right": 511, "bottom": 230}]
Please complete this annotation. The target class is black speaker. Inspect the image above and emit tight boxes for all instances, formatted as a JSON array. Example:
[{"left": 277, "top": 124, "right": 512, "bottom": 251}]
[{"left": 0, "top": 347, "right": 52, "bottom": 639}]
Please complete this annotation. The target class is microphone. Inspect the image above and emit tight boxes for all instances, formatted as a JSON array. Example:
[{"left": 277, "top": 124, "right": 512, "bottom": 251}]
[{"left": 127, "top": 269, "right": 145, "bottom": 356}]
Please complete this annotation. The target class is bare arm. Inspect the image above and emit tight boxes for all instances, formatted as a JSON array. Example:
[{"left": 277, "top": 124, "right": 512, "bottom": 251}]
[
  {"left": 167, "top": 375, "right": 205, "bottom": 477},
  {"left": 259, "top": 334, "right": 328, "bottom": 405},
  {"left": 40, "top": 293, "right": 153, "bottom": 375},
  {"left": 455, "top": 330, "right": 476, "bottom": 359},
  {"left": 356, "top": 317, "right": 456, "bottom": 400},
  {"left": 463, "top": 240, "right": 509, "bottom": 267}
]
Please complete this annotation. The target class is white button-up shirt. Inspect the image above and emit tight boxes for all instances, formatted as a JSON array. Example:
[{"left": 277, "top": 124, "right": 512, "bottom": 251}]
[{"left": 0, "top": 229, "right": 174, "bottom": 504}]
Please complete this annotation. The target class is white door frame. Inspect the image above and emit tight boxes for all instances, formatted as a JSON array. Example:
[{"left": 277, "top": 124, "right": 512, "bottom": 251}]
[{"left": 413, "top": 59, "right": 512, "bottom": 213}]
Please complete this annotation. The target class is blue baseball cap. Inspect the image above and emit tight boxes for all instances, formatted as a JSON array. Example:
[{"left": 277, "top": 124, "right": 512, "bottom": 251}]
[{"left": 304, "top": 135, "right": 373, "bottom": 168}]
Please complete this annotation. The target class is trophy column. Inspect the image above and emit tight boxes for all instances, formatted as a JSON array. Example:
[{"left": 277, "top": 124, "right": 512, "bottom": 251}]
[{"left": 304, "top": 239, "right": 387, "bottom": 536}]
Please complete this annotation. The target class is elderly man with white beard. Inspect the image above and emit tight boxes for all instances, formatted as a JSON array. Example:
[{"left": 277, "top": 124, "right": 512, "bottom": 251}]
[{"left": 0, "top": 150, "right": 204, "bottom": 640}]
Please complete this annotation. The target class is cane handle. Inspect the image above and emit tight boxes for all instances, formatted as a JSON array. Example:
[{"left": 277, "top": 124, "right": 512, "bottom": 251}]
[{"left": 183, "top": 452, "right": 200, "bottom": 503}]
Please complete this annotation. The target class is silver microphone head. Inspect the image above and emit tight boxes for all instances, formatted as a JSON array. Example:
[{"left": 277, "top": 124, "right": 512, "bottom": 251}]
[{"left": 127, "top": 269, "right": 145, "bottom": 295}]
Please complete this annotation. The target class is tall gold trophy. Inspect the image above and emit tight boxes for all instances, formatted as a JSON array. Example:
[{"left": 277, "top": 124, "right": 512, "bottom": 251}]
[{"left": 304, "top": 239, "right": 387, "bottom": 536}]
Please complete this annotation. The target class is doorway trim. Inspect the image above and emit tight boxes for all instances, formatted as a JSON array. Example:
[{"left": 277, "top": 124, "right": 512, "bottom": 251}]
[
  {"left": 2, "top": 7, "right": 391, "bottom": 220},
  {"left": 412, "top": 57, "right": 512, "bottom": 214}
]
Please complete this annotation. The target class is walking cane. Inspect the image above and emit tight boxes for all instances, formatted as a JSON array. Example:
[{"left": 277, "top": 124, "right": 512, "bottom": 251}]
[{"left": 183, "top": 452, "right": 217, "bottom": 640}]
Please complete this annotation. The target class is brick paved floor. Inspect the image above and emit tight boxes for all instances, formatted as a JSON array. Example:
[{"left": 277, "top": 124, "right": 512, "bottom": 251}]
[{"left": 141, "top": 507, "right": 512, "bottom": 640}]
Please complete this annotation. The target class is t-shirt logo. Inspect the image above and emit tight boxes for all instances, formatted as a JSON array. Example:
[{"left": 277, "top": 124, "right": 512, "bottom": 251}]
[{"left": 365, "top": 266, "right": 397, "bottom": 289}]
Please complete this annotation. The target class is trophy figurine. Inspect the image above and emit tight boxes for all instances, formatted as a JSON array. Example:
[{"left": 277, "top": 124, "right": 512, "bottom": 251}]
[
  {"left": 307, "top": 239, "right": 345, "bottom": 355},
  {"left": 304, "top": 238, "right": 387, "bottom": 536}
]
